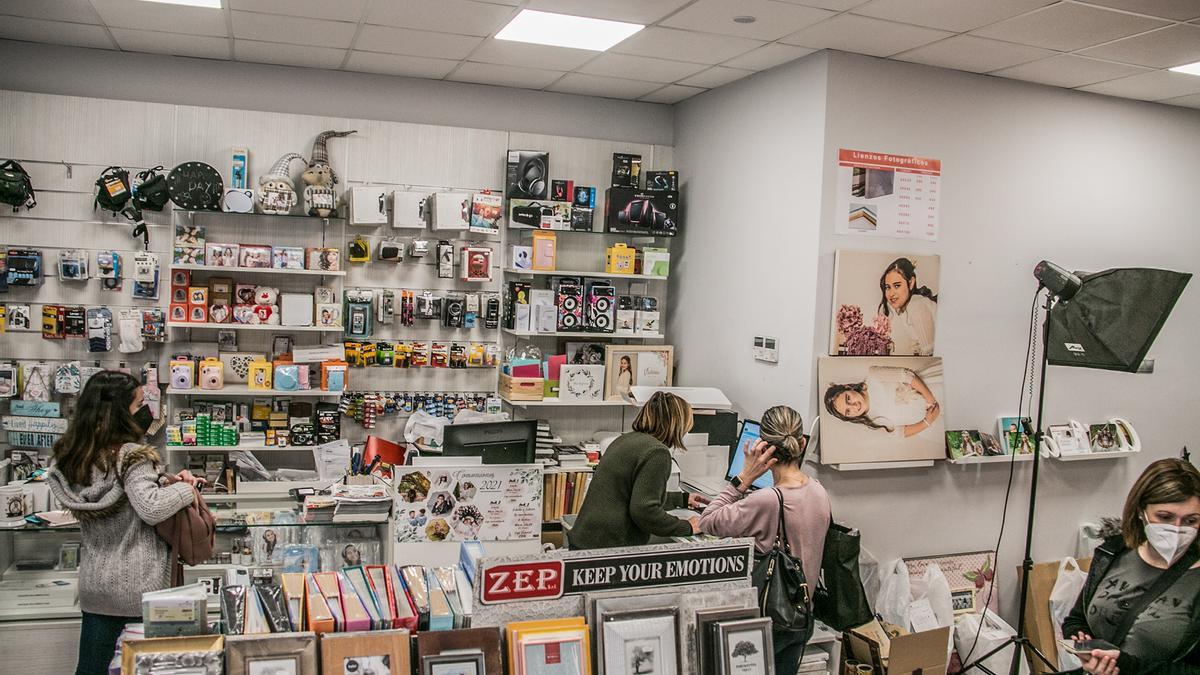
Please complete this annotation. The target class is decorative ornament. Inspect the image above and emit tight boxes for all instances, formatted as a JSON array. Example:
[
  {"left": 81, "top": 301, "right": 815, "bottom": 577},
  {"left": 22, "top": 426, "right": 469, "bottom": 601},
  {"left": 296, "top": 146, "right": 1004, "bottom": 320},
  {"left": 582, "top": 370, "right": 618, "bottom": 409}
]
[
  {"left": 167, "top": 162, "right": 223, "bottom": 211},
  {"left": 303, "top": 129, "right": 356, "bottom": 217},
  {"left": 256, "top": 153, "right": 305, "bottom": 215}
]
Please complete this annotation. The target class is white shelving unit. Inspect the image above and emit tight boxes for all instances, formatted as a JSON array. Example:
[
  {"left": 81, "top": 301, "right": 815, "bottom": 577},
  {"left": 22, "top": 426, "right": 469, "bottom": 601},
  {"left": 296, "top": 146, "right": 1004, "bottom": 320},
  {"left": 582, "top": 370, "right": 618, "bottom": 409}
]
[
  {"left": 166, "top": 385, "right": 341, "bottom": 397},
  {"left": 504, "top": 267, "right": 667, "bottom": 281},
  {"left": 171, "top": 263, "right": 346, "bottom": 277},
  {"left": 826, "top": 459, "right": 937, "bottom": 472},
  {"left": 500, "top": 396, "right": 635, "bottom": 408},
  {"left": 504, "top": 328, "right": 663, "bottom": 340},
  {"left": 948, "top": 453, "right": 1034, "bottom": 465},
  {"left": 167, "top": 321, "right": 342, "bottom": 332},
  {"left": 1052, "top": 449, "right": 1140, "bottom": 462}
]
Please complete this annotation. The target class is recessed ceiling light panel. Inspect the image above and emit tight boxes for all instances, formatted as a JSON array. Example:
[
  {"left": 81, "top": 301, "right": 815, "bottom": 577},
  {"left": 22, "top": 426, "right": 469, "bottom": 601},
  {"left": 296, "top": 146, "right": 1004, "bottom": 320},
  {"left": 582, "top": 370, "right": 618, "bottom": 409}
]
[
  {"left": 1170, "top": 61, "right": 1200, "bottom": 76},
  {"left": 139, "top": 0, "right": 223, "bottom": 8},
  {"left": 495, "top": 9, "right": 643, "bottom": 52}
]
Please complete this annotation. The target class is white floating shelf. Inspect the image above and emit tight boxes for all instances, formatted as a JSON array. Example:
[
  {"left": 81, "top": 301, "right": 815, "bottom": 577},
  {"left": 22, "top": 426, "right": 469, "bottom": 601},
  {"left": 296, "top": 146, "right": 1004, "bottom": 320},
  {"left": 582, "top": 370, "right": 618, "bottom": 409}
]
[
  {"left": 1052, "top": 450, "right": 1140, "bottom": 462},
  {"left": 500, "top": 396, "right": 634, "bottom": 408},
  {"left": 503, "top": 328, "right": 663, "bottom": 340},
  {"left": 504, "top": 268, "right": 667, "bottom": 281},
  {"left": 168, "top": 322, "right": 342, "bottom": 332},
  {"left": 826, "top": 460, "right": 937, "bottom": 472},
  {"left": 171, "top": 264, "right": 346, "bottom": 277},
  {"left": 166, "top": 385, "right": 341, "bottom": 397},
  {"left": 166, "top": 445, "right": 311, "bottom": 452},
  {"left": 948, "top": 454, "right": 1034, "bottom": 465}
]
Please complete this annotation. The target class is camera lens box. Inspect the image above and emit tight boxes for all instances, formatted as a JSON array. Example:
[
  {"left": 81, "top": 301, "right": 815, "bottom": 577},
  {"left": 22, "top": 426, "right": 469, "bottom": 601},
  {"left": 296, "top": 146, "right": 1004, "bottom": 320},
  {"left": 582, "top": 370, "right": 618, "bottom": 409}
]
[{"left": 605, "top": 188, "right": 680, "bottom": 237}]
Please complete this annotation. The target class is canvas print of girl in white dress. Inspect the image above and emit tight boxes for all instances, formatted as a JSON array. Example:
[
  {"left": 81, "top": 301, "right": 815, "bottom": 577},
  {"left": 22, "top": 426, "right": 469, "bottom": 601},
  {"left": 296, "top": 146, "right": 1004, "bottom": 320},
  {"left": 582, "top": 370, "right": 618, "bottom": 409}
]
[{"left": 818, "top": 357, "right": 946, "bottom": 464}]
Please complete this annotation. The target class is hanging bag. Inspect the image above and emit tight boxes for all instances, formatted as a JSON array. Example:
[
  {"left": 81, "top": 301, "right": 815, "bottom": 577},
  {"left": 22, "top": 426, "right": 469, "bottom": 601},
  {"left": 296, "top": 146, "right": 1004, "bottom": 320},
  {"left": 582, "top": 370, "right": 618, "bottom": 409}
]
[
  {"left": 0, "top": 159, "right": 36, "bottom": 212},
  {"left": 94, "top": 166, "right": 132, "bottom": 215},
  {"left": 813, "top": 516, "right": 875, "bottom": 630},
  {"left": 751, "top": 488, "right": 814, "bottom": 639},
  {"left": 133, "top": 166, "right": 171, "bottom": 211}
]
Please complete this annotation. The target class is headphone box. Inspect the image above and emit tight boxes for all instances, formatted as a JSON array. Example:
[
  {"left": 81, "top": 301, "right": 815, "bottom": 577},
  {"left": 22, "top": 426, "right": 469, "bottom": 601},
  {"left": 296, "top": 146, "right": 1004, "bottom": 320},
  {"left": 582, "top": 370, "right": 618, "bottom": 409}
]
[
  {"left": 430, "top": 191, "right": 471, "bottom": 230},
  {"left": 606, "top": 188, "right": 679, "bottom": 236},
  {"left": 506, "top": 150, "right": 549, "bottom": 200},
  {"left": 391, "top": 189, "right": 429, "bottom": 229},
  {"left": 347, "top": 186, "right": 389, "bottom": 225}
]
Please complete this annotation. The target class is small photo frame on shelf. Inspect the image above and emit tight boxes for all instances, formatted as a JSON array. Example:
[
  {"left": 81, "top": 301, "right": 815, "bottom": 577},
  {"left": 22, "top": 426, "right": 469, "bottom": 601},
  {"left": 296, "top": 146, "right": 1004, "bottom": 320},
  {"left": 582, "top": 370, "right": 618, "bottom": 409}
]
[
  {"left": 319, "top": 629, "right": 410, "bottom": 675},
  {"left": 603, "top": 345, "right": 673, "bottom": 402},
  {"left": 1088, "top": 422, "right": 1121, "bottom": 453},
  {"left": 715, "top": 617, "right": 774, "bottom": 675},
  {"left": 421, "top": 651, "right": 486, "bottom": 675},
  {"left": 945, "top": 430, "right": 983, "bottom": 460},
  {"left": 1048, "top": 424, "right": 1089, "bottom": 456},
  {"left": 950, "top": 588, "right": 977, "bottom": 614},
  {"left": 600, "top": 608, "right": 680, "bottom": 675},
  {"left": 997, "top": 416, "right": 1035, "bottom": 455},
  {"left": 225, "top": 632, "right": 317, "bottom": 675},
  {"left": 694, "top": 606, "right": 759, "bottom": 675}
]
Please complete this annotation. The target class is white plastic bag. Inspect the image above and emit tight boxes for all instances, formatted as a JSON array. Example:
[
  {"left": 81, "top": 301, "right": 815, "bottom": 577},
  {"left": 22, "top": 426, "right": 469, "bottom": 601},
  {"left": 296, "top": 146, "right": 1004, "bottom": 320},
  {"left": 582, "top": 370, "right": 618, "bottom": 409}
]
[
  {"left": 911, "top": 563, "right": 956, "bottom": 656},
  {"left": 859, "top": 546, "right": 882, "bottom": 608},
  {"left": 405, "top": 410, "right": 451, "bottom": 447},
  {"left": 1050, "top": 557, "right": 1088, "bottom": 670},
  {"left": 876, "top": 559, "right": 912, "bottom": 629},
  {"left": 955, "top": 610, "right": 1030, "bottom": 675}
]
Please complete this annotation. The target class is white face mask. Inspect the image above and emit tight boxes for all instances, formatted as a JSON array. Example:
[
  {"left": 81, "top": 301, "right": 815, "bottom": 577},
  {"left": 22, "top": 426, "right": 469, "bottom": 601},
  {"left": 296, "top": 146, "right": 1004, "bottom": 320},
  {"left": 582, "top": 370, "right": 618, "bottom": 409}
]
[{"left": 1144, "top": 512, "right": 1199, "bottom": 564}]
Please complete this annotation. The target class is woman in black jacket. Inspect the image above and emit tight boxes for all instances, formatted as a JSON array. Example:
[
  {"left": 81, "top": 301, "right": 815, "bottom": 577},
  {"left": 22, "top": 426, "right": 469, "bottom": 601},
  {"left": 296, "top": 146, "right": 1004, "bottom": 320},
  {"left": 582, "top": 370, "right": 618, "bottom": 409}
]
[{"left": 1063, "top": 458, "right": 1200, "bottom": 675}]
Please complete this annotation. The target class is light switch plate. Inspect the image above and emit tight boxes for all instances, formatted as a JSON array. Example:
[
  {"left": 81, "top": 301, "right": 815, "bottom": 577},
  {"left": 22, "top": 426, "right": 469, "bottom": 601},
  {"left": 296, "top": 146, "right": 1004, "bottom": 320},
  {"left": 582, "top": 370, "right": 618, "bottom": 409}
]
[{"left": 753, "top": 335, "right": 778, "bottom": 363}]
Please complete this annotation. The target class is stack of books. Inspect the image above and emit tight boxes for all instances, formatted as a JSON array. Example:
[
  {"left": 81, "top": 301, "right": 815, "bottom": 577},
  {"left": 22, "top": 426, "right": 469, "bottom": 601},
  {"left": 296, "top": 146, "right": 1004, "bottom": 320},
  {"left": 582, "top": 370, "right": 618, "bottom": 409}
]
[
  {"left": 542, "top": 468, "right": 593, "bottom": 523},
  {"left": 535, "top": 420, "right": 560, "bottom": 461}
]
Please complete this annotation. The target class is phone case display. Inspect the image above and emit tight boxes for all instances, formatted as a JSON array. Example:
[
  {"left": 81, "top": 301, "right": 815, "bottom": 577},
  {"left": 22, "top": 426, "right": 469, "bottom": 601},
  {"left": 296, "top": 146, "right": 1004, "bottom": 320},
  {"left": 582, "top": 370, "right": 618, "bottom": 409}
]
[{"left": 395, "top": 465, "right": 542, "bottom": 544}]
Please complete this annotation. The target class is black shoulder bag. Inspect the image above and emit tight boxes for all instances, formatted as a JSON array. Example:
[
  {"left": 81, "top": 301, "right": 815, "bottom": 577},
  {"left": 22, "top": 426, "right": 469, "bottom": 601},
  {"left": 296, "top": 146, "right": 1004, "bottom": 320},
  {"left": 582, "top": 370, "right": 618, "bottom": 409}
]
[
  {"left": 94, "top": 166, "right": 131, "bottom": 215},
  {"left": 0, "top": 160, "right": 36, "bottom": 212},
  {"left": 751, "top": 488, "right": 814, "bottom": 640},
  {"left": 1110, "top": 547, "right": 1200, "bottom": 645}
]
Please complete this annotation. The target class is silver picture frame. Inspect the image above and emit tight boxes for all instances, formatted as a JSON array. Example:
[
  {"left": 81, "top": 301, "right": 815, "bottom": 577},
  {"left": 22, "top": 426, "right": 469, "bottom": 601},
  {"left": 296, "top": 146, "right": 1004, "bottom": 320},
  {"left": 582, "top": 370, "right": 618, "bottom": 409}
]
[
  {"left": 600, "top": 608, "right": 680, "bottom": 675},
  {"left": 715, "top": 618, "right": 774, "bottom": 675},
  {"left": 694, "top": 607, "right": 760, "bottom": 675},
  {"left": 421, "top": 650, "right": 486, "bottom": 675}
]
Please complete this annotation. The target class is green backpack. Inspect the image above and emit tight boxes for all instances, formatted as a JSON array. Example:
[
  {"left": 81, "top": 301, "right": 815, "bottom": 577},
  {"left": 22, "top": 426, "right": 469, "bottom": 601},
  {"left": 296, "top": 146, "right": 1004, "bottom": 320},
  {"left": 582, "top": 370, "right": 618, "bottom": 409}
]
[{"left": 0, "top": 160, "right": 36, "bottom": 212}]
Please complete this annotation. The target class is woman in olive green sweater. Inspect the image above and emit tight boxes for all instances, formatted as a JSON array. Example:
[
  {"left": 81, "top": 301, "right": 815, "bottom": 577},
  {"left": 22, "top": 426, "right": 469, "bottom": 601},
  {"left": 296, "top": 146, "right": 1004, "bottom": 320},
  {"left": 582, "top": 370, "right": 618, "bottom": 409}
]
[{"left": 571, "top": 392, "right": 701, "bottom": 549}]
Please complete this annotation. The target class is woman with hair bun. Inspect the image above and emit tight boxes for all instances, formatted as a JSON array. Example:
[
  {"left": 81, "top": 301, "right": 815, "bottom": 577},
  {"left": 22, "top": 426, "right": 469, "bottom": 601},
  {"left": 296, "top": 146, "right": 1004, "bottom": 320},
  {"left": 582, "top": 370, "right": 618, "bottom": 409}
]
[{"left": 698, "top": 406, "right": 831, "bottom": 675}]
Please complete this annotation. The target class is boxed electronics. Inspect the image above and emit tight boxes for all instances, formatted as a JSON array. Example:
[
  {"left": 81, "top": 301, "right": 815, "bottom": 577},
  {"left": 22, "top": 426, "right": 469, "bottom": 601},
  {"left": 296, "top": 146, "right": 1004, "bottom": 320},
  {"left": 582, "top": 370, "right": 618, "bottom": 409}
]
[
  {"left": 430, "top": 191, "right": 472, "bottom": 230},
  {"left": 506, "top": 150, "right": 549, "bottom": 200},
  {"left": 842, "top": 623, "right": 950, "bottom": 675},
  {"left": 616, "top": 296, "right": 636, "bottom": 335},
  {"left": 391, "top": 189, "right": 429, "bottom": 229},
  {"left": 509, "top": 199, "right": 570, "bottom": 230},
  {"left": 605, "top": 188, "right": 679, "bottom": 236},
  {"left": 640, "top": 247, "right": 671, "bottom": 277},
  {"left": 645, "top": 170, "right": 679, "bottom": 191},
  {"left": 611, "top": 152, "right": 642, "bottom": 188},
  {"left": 346, "top": 186, "right": 389, "bottom": 225}
]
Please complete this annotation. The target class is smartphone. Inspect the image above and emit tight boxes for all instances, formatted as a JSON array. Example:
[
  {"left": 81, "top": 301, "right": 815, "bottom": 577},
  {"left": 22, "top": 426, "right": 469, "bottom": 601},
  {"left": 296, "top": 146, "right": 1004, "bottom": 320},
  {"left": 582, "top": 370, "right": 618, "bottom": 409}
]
[{"left": 1059, "top": 638, "right": 1119, "bottom": 654}]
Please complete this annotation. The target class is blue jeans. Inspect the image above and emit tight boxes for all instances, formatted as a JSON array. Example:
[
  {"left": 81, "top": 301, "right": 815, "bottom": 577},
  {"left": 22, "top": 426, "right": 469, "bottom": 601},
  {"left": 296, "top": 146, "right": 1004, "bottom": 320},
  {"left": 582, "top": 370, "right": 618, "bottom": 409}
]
[
  {"left": 774, "top": 629, "right": 809, "bottom": 675},
  {"left": 76, "top": 612, "right": 138, "bottom": 675}
]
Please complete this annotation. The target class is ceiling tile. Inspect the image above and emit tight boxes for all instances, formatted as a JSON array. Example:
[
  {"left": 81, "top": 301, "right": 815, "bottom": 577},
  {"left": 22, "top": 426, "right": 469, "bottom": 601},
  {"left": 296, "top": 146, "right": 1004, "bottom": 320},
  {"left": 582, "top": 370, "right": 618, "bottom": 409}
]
[
  {"left": 578, "top": 53, "right": 709, "bottom": 83},
  {"left": 366, "top": 0, "right": 516, "bottom": 37},
  {"left": 780, "top": 14, "right": 952, "bottom": 57},
  {"left": 344, "top": 51, "right": 459, "bottom": 78},
  {"left": 1159, "top": 92, "right": 1200, "bottom": 108},
  {"left": 639, "top": 84, "right": 708, "bottom": 103},
  {"left": 723, "top": 43, "right": 817, "bottom": 70},
  {"left": 525, "top": 0, "right": 692, "bottom": 24},
  {"left": 355, "top": 24, "right": 483, "bottom": 60},
  {"left": 614, "top": 27, "right": 765, "bottom": 64},
  {"left": 546, "top": 73, "right": 664, "bottom": 99},
  {"left": 470, "top": 39, "right": 597, "bottom": 71},
  {"left": 893, "top": 35, "right": 1055, "bottom": 73},
  {"left": 775, "top": 0, "right": 872, "bottom": 10},
  {"left": 90, "top": 0, "right": 228, "bottom": 37},
  {"left": 851, "top": 0, "right": 1055, "bottom": 32},
  {"left": 1077, "top": 0, "right": 1200, "bottom": 21},
  {"left": 229, "top": 0, "right": 368, "bottom": 22},
  {"left": 678, "top": 65, "right": 756, "bottom": 88},
  {"left": 234, "top": 40, "right": 347, "bottom": 69},
  {"left": 971, "top": 3, "right": 1170, "bottom": 52},
  {"left": 447, "top": 61, "right": 566, "bottom": 89},
  {"left": 0, "top": 0, "right": 102, "bottom": 24},
  {"left": 1078, "top": 69, "right": 1200, "bottom": 100},
  {"left": 232, "top": 11, "right": 357, "bottom": 49},
  {"left": 661, "top": 0, "right": 835, "bottom": 41},
  {"left": 991, "top": 54, "right": 1151, "bottom": 88},
  {"left": 0, "top": 16, "right": 115, "bottom": 49},
  {"left": 1078, "top": 24, "right": 1200, "bottom": 69},
  {"left": 111, "top": 28, "right": 230, "bottom": 59}
]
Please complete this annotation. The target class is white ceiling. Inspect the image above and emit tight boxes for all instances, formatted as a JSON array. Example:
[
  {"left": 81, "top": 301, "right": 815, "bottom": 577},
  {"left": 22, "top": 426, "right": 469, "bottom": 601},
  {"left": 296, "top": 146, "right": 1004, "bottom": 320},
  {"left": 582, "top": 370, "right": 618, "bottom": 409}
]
[{"left": 2, "top": 0, "right": 1199, "bottom": 108}]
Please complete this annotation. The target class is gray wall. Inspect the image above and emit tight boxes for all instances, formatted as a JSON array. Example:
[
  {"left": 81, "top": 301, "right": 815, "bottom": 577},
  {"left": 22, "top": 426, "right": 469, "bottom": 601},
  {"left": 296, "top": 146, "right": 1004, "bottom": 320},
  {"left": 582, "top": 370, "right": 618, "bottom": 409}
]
[{"left": 0, "top": 39, "right": 674, "bottom": 146}]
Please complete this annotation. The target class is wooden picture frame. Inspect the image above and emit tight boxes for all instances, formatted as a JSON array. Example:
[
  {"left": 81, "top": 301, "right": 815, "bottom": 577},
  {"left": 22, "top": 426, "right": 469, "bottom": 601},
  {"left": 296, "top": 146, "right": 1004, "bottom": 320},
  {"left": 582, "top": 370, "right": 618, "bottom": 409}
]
[
  {"left": 599, "top": 608, "right": 680, "bottom": 675},
  {"left": 715, "top": 618, "right": 774, "bottom": 675},
  {"left": 603, "top": 345, "right": 673, "bottom": 401},
  {"left": 225, "top": 632, "right": 318, "bottom": 675},
  {"left": 318, "top": 629, "right": 410, "bottom": 675},
  {"left": 416, "top": 627, "right": 503, "bottom": 674}
]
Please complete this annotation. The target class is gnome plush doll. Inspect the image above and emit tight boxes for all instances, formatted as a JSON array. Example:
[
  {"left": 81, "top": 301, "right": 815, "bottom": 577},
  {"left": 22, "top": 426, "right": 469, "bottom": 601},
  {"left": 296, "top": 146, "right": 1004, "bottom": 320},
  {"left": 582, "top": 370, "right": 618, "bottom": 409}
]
[
  {"left": 257, "top": 153, "right": 306, "bottom": 215},
  {"left": 303, "top": 130, "right": 356, "bottom": 217}
]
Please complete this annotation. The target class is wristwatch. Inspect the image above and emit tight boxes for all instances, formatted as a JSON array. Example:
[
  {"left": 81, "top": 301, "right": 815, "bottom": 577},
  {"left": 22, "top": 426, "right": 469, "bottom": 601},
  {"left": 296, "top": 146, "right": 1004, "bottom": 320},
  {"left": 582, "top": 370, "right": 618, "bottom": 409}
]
[{"left": 730, "top": 475, "right": 743, "bottom": 489}]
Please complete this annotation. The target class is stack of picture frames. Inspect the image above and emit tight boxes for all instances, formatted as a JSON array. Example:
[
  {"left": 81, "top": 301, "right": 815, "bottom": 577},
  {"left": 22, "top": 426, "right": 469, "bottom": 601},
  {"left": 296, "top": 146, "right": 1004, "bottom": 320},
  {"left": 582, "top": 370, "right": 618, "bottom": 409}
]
[
  {"left": 415, "top": 626, "right": 503, "bottom": 675},
  {"left": 820, "top": 250, "right": 947, "bottom": 466}
]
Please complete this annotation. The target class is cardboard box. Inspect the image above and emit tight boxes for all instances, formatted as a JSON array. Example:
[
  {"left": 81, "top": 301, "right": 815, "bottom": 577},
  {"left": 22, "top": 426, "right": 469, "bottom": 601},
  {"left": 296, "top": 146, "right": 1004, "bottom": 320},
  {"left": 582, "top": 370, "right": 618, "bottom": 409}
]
[
  {"left": 506, "top": 150, "right": 549, "bottom": 200},
  {"left": 605, "top": 187, "right": 679, "bottom": 236},
  {"left": 391, "top": 189, "right": 429, "bottom": 229},
  {"left": 430, "top": 191, "right": 471, "bottom": 230},
  {"left": 347, "top": 186, "right": 389, "bottom": 225},
  {"left": 843, "top": 622, "right": 950, "bottom": 675}
]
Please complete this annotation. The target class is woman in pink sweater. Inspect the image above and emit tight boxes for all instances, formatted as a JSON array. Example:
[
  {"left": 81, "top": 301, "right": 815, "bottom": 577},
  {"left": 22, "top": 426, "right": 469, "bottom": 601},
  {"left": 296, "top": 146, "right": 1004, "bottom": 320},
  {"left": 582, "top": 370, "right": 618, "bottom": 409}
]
[{"left": 699, "top": 406, "right": 831, "bottom": 675}]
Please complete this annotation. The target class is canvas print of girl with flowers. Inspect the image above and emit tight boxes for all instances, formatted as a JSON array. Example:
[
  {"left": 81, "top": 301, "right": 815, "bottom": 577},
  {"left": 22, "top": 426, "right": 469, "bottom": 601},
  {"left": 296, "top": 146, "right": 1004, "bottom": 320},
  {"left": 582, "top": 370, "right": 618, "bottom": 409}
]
[
  {"left": 831, "top": 250, "right": 940, "bottom": 356},
  {"left": 818, "top": 356, "right": 946, "bottom": 464}
]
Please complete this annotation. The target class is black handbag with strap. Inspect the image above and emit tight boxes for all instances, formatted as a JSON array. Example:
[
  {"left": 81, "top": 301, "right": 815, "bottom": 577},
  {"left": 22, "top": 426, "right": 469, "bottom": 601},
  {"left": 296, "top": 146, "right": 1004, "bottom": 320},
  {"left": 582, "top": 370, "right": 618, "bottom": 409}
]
[
  {"left": 751, "top": 488, "right": 814, "bottom": 639},
  {"left": 0, "top": 159, "right": 36, "bottom": 212},
  {"left": 813, "top": 517, "right": 875, "bottom": 631}
]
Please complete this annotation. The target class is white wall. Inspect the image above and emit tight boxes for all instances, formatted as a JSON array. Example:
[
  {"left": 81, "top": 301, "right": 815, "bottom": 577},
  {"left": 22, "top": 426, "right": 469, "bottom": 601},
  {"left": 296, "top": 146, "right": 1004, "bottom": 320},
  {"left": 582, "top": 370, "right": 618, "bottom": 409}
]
[
  {"left": 670, "top": 52, "right": 829, "bottom": 417},
  {"left": 0, "top": 39, "right": 674, "bottom": 146}
]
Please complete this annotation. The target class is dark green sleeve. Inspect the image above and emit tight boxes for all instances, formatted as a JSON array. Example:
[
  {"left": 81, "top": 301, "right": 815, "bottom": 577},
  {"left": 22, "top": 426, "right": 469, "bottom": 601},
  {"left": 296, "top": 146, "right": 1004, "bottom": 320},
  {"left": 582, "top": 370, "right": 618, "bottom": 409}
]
[
  {"left": 665, "top": 491, "right": 688, "bottom": 510},
  {"left": 629, "top": 448, "right": 693, "bottom": 537}
]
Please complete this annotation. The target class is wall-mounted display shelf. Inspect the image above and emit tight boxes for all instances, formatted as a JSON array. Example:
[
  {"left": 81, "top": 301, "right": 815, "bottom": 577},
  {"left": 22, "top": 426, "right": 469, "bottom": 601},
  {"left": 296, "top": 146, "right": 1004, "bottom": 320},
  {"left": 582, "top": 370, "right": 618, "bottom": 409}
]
[
  {"left": 166, "top": 385, "right": 341, "bottom": 397},
  {"left": 1052, "top": 450, "right": 1139, "bottom": 462},
  {"left": 171, "top": 263, "right": 346, "bottom": 277},
  {"left": 826, "top": 459, "right": 937, "bottom": 472},
  {"left": 167, "top": 322, "right": 341, "bottom": 332},
  {"left": 504, "top": 268, "right": 667, "bottom": 281},
  {"left": 948, "top": 454, "right": 1034, "bottom": 465},
  {"left": 503, "top": 328, "right": 663, "bottom": 340},
  {"left": 165, "top": 445, "right": 312, "bottom": 453},
  {"left": 500, "top": 396, "right": 634, "bottom": 408},
  {"left": 176, "top": 209, "right": 343, "bottom": 223}
]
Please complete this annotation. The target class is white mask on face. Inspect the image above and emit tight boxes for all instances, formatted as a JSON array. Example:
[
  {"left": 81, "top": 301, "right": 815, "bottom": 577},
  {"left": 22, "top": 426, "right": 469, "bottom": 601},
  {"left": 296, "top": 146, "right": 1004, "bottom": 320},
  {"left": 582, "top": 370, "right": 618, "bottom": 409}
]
[{"left": 1145, "top": 512, "right": 1199, "bottom": 565}]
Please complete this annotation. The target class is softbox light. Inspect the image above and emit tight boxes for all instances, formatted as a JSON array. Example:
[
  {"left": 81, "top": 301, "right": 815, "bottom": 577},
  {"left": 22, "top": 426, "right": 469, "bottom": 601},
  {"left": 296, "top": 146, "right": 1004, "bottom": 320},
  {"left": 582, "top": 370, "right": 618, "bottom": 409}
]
[{"left": 1047, "top": 267, "right": 1191, "bottom": 372}]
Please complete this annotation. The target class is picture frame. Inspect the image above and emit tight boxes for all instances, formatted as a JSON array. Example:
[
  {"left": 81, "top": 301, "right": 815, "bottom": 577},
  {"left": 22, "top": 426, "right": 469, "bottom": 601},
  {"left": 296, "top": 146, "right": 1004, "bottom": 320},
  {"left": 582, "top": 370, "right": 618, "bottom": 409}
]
[
  {"left": 945, "top": 430, "right": 983, "bottom": 460},
  {"left": 694, "top": 606, "right": 760, "bottom": 675},
  {"left": 830, "top": 250, "right": 940, "bottom": 356},
  {"left": 516, "top": 628, "right": 591, "bottom": 675},
  {"left": 415, "top": 628, "right": 502, "bottom": 675},
  {"left": 715, "top": 617, "right": 774, "bottom": 675},
  {"left": 225, "top": 632, "right": 317, "bottom": 675},
  {"left": 950, "top": 588, "right": 977, "bottom": 614},
  {"left": 1088, "top": 422, "right": 1121, "bottom": 453},
  {"left": 599, "top": 608, "right": 679, "bottom": 675},
  {"left": 421, "top": 651, "right": 486, "bottom": 675},
  {"left": 603, "top": 345, "right": 673, "bottom": 401},
  {"left": 318, "top": 629, "right": 410, "bottom": 675},
  {"left": 1048, "top": 424, "right": 1089, "bottom": 455},
  {"left": 905, "top": 550, "right": 999, "bottom": 617},
  {"left": 997, "top": 416, "right": 1035, "bottom": 455}
]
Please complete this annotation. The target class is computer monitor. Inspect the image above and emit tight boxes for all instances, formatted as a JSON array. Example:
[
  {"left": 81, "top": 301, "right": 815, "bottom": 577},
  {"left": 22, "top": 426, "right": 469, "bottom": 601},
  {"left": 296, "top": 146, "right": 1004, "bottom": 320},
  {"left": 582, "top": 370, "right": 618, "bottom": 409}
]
[
  {"left": 442, "top": 420, "right": 537, "bottom": 465},
  {"left": 725, "top": 419, "right": 773, "bottom": 490}
]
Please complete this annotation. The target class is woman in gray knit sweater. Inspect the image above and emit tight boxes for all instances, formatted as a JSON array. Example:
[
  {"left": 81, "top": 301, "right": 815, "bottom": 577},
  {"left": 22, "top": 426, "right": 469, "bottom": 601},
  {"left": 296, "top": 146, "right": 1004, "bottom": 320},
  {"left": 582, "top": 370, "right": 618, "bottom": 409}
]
[{"left": 48, "top": 371, "right": 200, "bottom": 675}]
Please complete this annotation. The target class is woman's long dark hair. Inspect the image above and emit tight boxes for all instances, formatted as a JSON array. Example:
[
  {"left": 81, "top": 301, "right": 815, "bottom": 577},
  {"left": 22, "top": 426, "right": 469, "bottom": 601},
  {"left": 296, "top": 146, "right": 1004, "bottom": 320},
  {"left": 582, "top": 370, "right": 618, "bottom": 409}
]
[
  {"left": 52, "top": 370, "right": 143, "bottom": 486},
  {"left": 878, "top": 257, "right": 938, "bottom": 316},
  {"left": 823, "top": 382, "right": 893, "bottom": 433}
]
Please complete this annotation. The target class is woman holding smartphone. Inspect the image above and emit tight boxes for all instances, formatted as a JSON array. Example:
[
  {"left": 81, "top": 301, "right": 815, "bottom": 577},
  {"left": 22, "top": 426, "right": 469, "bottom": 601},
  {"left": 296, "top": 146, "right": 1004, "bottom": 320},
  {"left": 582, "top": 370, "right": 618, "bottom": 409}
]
[{"left": 1063, "top": 458, "right": 1200, "bottom": 675}]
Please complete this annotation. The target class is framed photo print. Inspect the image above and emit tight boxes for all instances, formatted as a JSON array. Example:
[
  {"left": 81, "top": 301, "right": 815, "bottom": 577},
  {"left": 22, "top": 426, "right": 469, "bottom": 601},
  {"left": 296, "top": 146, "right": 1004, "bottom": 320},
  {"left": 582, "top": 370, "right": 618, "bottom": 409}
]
[
  {"left": 997, "top": 416, "right": 1035, "bottom": 455},
  {"left": 599, "top": 608, "right": 679, "bottom": 675},
  {"left": 603, "top": 345, "right": 673, "bottom": 401},
  {"left": 1088, "top": 422, "right": 1121, "bottom": 453},
  {"left": 225, "top": 632, "right": 317, "bottom": 675},
  {"left": 831, "top": 250, "right": 940, "bottom": 356},
  {"left": 695, "top": 607, "right": 759, "bottom": 675},
  {"left": 715, "top": 617, "right": 774, "bottom": 675},
  {"left": 945, "top": 430, "right": 983, "bottom": 460},
  {"left": 416, "top": 628, "right": 502, "bottom": 674},
  {"left": 319, "top": 629, "right": 410, "bottom": 675},
  {"left": 421, "top": 651, "right": 485, "bottom": 675}
]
